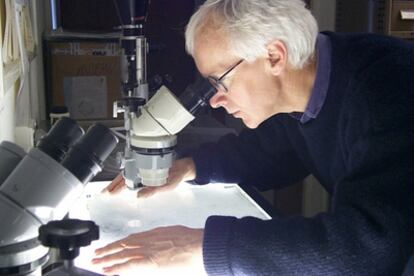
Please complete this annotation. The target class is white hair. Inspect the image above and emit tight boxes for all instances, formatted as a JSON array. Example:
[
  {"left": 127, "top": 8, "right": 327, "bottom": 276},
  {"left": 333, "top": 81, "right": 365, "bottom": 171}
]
[{"left": 185, "top": 0, "right": 318, "bottom": 69}]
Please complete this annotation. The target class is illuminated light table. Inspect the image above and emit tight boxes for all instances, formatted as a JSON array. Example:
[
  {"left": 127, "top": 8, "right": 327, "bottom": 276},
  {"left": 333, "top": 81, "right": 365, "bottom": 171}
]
[{"left": 68, "top": 181, "right": 271, "bottom": 275}]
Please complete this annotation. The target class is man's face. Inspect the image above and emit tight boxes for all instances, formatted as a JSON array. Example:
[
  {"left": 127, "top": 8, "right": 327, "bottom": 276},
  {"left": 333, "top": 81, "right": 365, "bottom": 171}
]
[{"left": 193, "top": 31, "right": 282, "bottom": 129}]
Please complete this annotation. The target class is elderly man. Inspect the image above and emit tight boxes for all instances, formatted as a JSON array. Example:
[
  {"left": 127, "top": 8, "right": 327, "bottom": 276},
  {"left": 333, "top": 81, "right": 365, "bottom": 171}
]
[{"left": 92, "top": 0, "right": 414, "bottom": 274}]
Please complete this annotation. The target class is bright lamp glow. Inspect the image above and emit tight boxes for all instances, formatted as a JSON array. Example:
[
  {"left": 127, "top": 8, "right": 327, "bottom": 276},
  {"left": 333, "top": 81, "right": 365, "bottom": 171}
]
[{"left": 69, "top": 181, "right": 270, "bottom": 275}]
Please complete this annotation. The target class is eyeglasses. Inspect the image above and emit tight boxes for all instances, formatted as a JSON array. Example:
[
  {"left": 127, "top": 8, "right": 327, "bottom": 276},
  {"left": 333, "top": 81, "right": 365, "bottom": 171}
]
[{"left": 207, "top": 59, "right": 244, "bottom": 93}]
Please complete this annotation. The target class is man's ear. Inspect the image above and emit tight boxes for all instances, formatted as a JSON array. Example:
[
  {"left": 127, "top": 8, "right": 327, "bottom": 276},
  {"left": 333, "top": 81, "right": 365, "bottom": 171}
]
[{"left": 266, "top": 40, "right": 287, "bottom": 76}]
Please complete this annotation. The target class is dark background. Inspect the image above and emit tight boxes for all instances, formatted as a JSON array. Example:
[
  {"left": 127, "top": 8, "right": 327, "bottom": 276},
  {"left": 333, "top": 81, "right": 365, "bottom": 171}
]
[{"left": 57, "top": 0, "right": 198, "bottom": 95}]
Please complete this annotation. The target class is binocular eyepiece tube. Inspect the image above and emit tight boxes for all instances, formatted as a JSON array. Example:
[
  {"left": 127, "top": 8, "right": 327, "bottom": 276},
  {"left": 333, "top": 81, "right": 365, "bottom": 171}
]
[{"left": 36, "top": 117, "right": 119, "bottom": 184}]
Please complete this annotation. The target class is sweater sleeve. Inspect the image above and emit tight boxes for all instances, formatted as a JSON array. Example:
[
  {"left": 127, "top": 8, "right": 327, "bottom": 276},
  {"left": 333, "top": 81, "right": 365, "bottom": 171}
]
[
  {"left": 203, "top": 153, "right": 413, "bottom": 275},
  {"left": 202, "top": 46, "right": 414, "bottom": 275},
  {"left": 192, "top": 115, "right": 309, "bottom": 191},
  {"left": 203, "top": 116, "right": 414, "bottom": 275}
]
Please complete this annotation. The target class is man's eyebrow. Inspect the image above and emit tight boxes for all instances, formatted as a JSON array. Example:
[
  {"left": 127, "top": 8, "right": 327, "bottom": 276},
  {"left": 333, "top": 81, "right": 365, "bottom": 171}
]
[
  {"left": 205, "top": 62, "right": 232, "bottom": 78},
  {"left": 199, "top": 58, "right": 238, "bottom": 79}
]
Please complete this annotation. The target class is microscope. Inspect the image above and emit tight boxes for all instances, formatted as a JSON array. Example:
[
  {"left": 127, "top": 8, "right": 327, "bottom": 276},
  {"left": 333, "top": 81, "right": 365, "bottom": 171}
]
[
  {"left": 0, "top": 118, "right": 118, "bottom": 275},
  {"left": 0, "top": 1, "right": 214, "bottom": 275},
  {"left": 112, "top": 0, "right": 215, "bottom": 189}
]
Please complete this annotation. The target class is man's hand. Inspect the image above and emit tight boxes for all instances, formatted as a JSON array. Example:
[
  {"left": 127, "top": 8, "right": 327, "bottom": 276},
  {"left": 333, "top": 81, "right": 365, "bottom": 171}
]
[
  {"left": 138, "top": 157, "right": 196, "bottom": 198},
  {"left": 102, "top": 158, "right": 197, "bottom": 198},
  {"left": 92, "top": 226, "right": 205, "bottom": 275},
  {"left": 101, "top": 173, "right": 126, "bottom": 195}
]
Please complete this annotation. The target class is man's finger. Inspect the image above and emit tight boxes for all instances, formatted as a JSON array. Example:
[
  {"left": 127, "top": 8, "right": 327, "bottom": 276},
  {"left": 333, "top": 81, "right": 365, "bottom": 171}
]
[
  {"left": 137, "top": 187, "right": 158, "bottom": 198},
  {"left": 95, "top": 240, "right": 126, "bottom": 256},
  {"left": 137, "top": 181, "right": 178, "bottom": 198},
  {"left": 108, "top": 181, "right": 126, "bottom": 194},
  {"left": 102, "top": 174, "right": 124, "bottom": 194},
  {"left": 101, "top": 174, "right": 122, "bottom": 193},
  {"left": 92, "top": 251, "right": 126, "bottom": 265},
  {"left": 93, "top": 248, "right": 144, "bottom": 264}
]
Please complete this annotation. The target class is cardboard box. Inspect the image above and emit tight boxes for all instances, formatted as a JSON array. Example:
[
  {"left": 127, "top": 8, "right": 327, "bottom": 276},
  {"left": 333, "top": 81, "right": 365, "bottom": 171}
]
[{"left": 47, "top": 41, "right": 121, "bottom": 121}]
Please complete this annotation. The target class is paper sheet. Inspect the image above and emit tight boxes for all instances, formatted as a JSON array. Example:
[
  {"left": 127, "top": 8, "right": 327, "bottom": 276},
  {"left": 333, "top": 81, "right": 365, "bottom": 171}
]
[
  {"left": 63, "top": 76, "right": 107, "bottom": 119},
  {"left": 69, "top": 181, "right": 271, "bottom": 275}
]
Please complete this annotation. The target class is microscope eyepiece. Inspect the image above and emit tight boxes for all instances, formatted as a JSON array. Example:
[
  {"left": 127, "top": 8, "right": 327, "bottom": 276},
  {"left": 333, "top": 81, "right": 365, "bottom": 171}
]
[
  {"left": 179, "top": 78, "right": 215, "bottom": 115},
  {"left": 61, "top": 124, "right": 118, "bottom": 184},
  {"left": 36, "top": 117, "right": 84, "bottom": 163}
]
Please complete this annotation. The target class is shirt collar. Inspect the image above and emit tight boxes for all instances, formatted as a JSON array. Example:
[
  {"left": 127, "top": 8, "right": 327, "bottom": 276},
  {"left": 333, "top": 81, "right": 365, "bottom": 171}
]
[{"left": 291, "top": 33, "right": 332, "bottom": 124}]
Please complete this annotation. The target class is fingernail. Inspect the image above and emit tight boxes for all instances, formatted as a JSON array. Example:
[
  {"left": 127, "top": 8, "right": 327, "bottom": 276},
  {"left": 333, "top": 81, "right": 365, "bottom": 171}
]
[{"left": 137, "top": 189, "right": 147, "bottom": 197}]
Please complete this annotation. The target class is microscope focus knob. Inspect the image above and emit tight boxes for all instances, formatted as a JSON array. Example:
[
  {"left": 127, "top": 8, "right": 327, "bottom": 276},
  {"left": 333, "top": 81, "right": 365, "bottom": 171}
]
[{"left": 38, "top": 219, "right": 99, "bottom": 260}]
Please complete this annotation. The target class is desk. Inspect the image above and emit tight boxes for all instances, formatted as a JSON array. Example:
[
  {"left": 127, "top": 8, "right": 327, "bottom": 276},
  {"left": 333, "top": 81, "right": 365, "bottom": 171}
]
[{"left": 68, "top": 181, "right": 271, "bottom": 275}]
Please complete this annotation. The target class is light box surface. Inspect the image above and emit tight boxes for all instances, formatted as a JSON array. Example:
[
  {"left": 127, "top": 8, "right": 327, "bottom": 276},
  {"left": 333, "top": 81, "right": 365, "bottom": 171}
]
[{"left": 68, "top": 181, "right": 271, "bottom": 274}]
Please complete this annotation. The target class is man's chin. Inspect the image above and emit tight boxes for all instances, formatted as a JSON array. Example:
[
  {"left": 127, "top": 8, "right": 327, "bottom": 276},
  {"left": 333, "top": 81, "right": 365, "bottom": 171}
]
[
  {"left": 231, "top": 113, "right": 262, "bottom": 129},
  {"left": 241, "top": 118, "right": 260, "bottom": 129}
]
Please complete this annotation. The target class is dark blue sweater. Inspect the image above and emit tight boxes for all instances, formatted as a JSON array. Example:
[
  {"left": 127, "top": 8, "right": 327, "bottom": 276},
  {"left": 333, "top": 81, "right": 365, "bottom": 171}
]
[{"left": 192, "top": 32, "right": 414, "bottom": 275}]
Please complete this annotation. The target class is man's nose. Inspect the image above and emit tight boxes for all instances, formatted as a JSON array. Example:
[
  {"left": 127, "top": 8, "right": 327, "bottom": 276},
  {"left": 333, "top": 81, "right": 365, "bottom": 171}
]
[{"left": 209, "top": 91, "right": 228, "bottom": 109}]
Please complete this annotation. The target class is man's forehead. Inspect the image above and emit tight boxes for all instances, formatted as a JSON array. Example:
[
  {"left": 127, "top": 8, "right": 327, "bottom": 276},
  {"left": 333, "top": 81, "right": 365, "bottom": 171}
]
[
  {"left": 194, "top": 54, "right": 235, "bottom": 77},
  {"left": 193, "top": 32, "right": 237, "bottom": 77}
]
